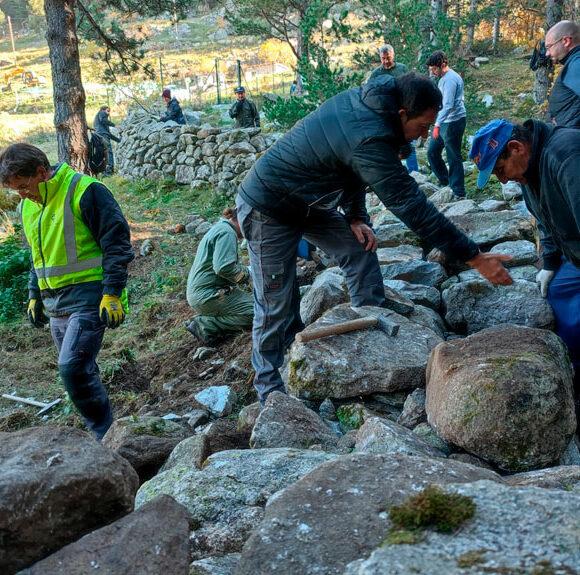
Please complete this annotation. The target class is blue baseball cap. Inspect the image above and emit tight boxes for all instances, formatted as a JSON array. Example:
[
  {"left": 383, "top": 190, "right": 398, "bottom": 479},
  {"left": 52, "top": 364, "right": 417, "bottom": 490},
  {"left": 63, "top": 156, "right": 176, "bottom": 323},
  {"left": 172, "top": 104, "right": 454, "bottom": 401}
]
[{"left": 469, "top": 119, "right": 514, "bottom": 188}]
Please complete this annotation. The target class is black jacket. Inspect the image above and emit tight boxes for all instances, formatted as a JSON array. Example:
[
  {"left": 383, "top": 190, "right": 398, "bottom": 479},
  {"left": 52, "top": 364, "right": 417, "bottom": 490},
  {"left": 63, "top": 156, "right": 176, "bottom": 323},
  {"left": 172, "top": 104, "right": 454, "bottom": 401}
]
[
  {"left": 161, "top": 98, "right": 186, "bottom": 125},
  {"left": 548, "top": 45, "right": 580, "bottom": 128},
  {"left": 238, "top": 75, "right": 479, "bottom": 263},
  {"left": 229, "top": 98, "right": 260, "bottom": 128},
  {"left": 521, "top": 119, "right": 580, "bottom": 271},
  {"left": 94, "top": 109, "right": 120, "bottom": 142}
]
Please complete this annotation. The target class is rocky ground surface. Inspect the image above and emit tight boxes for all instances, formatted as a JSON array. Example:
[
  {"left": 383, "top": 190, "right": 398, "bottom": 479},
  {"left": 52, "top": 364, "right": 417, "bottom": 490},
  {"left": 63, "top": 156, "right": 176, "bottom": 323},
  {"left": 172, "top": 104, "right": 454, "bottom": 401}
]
[{"left": 2, "top": 151, "right": 580, "bottom": 575}]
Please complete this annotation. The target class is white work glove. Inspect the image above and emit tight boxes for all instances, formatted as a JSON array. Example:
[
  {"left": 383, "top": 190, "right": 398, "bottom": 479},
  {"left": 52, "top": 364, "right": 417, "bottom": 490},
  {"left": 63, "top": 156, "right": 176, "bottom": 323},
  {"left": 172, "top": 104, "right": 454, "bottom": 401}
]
[{"left": 536, "top": 269, "right": 555, "bottom": 298}]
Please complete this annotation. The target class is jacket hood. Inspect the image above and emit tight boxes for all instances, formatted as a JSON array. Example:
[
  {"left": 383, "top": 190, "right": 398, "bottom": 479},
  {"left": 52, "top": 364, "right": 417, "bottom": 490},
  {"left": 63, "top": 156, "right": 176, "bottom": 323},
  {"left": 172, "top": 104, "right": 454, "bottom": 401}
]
[
  {"left": 523, "top": 119, "right": 553, "bottom": 191},
  {"left": 360, "top": 75, "right": 401, "bottom": 118}
]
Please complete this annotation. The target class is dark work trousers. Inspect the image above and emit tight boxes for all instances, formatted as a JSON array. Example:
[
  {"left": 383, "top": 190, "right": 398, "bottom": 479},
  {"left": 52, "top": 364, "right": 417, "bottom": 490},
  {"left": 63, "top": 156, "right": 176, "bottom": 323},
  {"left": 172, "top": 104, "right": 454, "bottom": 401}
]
[
  {"left": 236, "top": 195, "right": 385, "bottom": 404},
  {"left": 547, "top": 259, "right": 580, "bottom": 401},
  {"left": 101, "top": 135, "right": 114, "bottom": 175},
  {"left": 427, "top": 117, "right": 466, "bottom": 197},
  {"left": 50, "top": 310, "right": 112, "bottom": 440}
]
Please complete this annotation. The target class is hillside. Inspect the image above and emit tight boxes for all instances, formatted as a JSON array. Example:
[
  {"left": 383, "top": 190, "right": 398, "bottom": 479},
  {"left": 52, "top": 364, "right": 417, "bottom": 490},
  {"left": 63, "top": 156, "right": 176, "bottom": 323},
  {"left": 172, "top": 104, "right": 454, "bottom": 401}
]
[{"left": 0, "top": 39, "right": 547, "bottom": 432}]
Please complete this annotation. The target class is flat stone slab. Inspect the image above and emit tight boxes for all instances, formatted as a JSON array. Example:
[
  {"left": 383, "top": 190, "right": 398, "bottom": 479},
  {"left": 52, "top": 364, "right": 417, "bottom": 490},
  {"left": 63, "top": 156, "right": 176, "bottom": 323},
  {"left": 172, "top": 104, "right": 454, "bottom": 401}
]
[
  {"left": 237, "top": 454, "right": 502, "bottom": 575},
  {"left": 344, "top": 480, "right": 580, "bottom": 575}
]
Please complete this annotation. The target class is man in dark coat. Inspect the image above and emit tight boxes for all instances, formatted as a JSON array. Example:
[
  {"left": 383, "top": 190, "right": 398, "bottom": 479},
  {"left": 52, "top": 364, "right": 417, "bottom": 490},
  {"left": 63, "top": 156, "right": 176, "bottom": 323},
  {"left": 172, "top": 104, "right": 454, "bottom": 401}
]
[
  {"left": 94, "top": 105, "right": 120, "bottom": 175},
  {"left": 235, "top": 73, "right": 513, "bottom": 405},
  {"left": 229, "top": 86, "right": 260, "bottom": 128},
  {"left": 545, "top": 20, "right": 580, "bottom": 127},
  {"left": 470, "top": 118, "right": 580, "bottom": 416},
  {"left": 160, "top": 89, "right": 186, "bottom": 125}
]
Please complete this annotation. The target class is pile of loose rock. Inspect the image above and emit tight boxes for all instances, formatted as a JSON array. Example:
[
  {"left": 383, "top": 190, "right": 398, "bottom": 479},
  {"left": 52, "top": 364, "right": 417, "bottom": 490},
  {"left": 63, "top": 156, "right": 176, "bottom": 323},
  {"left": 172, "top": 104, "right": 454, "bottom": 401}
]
[
  {"left": 115, "top": 109, "right": 282, "bottom": 197},
  {"left": 3, "top": 176, "right": 580, "bottom": 575}
]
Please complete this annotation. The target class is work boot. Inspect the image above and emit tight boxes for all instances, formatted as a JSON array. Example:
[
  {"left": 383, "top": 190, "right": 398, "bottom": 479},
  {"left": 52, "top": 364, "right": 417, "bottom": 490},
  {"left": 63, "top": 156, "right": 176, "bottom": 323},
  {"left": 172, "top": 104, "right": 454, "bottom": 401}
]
[{"left": 185, "top": 317, "right": 214, "bottom": 345}]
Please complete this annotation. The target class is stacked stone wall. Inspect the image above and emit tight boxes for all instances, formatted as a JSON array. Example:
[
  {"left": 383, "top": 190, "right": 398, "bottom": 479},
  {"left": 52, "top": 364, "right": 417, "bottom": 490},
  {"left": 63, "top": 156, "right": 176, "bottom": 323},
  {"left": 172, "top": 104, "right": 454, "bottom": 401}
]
[{"left": 116, "top": 109, "right": 282, "bottom": 196}]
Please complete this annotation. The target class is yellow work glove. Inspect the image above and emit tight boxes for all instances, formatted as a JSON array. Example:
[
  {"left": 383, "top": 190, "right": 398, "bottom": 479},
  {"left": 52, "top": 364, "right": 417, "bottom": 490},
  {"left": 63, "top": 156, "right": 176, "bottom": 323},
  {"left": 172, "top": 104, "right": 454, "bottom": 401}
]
[
  {"left": 99, "top": 294, "right": 125, "bottom": 329},
  {"left": 27, "top": 298, "right": 48, "bottom": 328}
]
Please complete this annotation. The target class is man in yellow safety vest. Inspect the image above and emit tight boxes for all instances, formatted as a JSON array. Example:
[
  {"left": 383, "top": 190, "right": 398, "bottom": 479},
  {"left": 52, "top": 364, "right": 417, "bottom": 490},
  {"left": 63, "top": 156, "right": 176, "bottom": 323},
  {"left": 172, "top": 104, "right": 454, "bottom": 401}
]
[{"left": 0, "top": 143, "right": 134, "bottom": 440}]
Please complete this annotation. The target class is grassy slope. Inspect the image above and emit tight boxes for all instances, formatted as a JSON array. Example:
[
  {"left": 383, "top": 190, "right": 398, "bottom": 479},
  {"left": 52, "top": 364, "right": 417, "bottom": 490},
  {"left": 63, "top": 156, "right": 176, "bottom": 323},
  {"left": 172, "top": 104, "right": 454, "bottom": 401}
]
[{"left": 0, "top": 18, "right": 544, "bottom": 432}]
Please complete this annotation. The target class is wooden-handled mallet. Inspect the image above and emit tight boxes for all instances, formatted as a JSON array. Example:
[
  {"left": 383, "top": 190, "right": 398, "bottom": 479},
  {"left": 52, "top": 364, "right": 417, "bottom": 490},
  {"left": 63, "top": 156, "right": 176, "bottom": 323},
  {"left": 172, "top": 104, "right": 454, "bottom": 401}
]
[{"left": 295, "top": 314, "right": 399, "bottom": 344}]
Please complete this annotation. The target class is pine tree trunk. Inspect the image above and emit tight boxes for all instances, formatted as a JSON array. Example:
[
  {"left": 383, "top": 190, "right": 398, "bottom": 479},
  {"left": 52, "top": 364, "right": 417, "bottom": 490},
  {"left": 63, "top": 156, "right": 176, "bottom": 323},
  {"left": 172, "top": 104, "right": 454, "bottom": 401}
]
[
  {"left": 492, "top": 0, "right": 500, "bottom": 51},
  {"left": 431, "top": 0, "right": 442, "bottom": 46},
  {"left": 44, "top": 0, "right": 88, "bottom": 171},
  {"left": 533, "top": 0, "right": 563, "bottom": 106},
  {"left": 466, "top": 0, "right": 477, "bottom": 51}
]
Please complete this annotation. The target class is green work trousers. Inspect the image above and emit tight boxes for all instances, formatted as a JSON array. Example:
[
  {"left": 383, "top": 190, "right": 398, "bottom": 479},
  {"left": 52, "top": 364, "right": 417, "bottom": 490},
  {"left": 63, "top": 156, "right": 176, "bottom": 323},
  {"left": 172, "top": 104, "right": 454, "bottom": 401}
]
[{"left": 191, "top": 286, "right": 254, "bottom": 340}]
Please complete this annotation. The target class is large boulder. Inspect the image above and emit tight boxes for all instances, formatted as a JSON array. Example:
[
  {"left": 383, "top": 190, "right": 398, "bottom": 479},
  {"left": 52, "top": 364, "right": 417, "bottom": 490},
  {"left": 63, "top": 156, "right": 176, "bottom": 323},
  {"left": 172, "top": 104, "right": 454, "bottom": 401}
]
[
  {"left": 0, "top": 427, "right": 138, "bottom": 573},
  {"left": 17, "top": 495, "right": 190, "bottom": 575},
  {"left": 135, "top": 448, "right": 336, "bottom": 560},
  {"left": 343, "top": 480, "right": 580, "bottom": 575},
  {"left": 489, "top": 239, "right": 538, "bottom": 267},
  {"left": 236, "top": 453, "right": 502, "bottom": 575},
  {"left": 250, "top": 392, "right": 338, "bottom": 449},
  {"left": 447, "top": 210, "right": 535, "bottom": 249},
  {"left": 442, "top": 279, "right": 554, "bottom": 334},
  {"left": 426, "top": 325, "right": 576, "bottom": 471},
  {"left": 288, "top": 304, "right": 442, "bottom": 400}
]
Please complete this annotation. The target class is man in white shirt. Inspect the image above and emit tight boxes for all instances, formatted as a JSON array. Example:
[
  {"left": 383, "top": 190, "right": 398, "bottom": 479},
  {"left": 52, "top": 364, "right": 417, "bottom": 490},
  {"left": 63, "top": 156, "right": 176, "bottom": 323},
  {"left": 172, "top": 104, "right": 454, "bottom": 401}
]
[{"left": 426, "top": 50, "right": 467, "bottom": 198}]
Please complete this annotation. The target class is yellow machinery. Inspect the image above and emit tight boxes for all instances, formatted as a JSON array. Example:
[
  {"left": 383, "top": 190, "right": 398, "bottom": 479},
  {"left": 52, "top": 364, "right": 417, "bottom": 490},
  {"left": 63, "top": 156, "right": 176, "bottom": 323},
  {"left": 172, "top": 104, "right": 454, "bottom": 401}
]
[{"left": 3, "top": 68, "right": 47, "bottom": 89}]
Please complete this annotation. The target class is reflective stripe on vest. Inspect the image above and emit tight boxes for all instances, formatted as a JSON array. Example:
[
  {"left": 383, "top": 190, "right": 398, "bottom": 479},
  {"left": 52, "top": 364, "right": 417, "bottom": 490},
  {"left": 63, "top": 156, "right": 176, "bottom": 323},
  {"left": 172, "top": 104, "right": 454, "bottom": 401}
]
[
  {"left": 21, "top": 164, "right": 105, "bottom": 290},
  {"left": 34, "top": 173, "right": 103, "bottom": 279}
]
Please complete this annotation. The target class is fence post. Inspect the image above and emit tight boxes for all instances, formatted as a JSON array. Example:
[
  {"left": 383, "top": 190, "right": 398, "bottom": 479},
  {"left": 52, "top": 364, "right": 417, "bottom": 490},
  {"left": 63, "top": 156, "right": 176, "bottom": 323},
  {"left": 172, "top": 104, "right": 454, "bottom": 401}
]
[
  {"left": 215, "top": 58, "right": 221, "bottom": 104},
  {"left": 237, "top": 60, "right": 242, "bottom": 87}
]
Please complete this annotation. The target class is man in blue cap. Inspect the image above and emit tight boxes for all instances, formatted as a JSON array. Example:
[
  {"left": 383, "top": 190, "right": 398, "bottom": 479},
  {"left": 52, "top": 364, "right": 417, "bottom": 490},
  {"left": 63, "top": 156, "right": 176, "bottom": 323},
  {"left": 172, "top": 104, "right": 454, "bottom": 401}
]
[{"left": 470, "top": 118, "right": 580, "bottom": 409}]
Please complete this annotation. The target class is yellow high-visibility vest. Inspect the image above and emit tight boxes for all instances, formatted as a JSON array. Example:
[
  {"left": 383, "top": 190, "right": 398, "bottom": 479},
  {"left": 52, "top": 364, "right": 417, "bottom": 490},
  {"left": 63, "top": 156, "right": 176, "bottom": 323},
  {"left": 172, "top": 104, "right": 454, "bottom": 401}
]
[{"left": 21, "top": 163, "right": 104, "bottom": 291}]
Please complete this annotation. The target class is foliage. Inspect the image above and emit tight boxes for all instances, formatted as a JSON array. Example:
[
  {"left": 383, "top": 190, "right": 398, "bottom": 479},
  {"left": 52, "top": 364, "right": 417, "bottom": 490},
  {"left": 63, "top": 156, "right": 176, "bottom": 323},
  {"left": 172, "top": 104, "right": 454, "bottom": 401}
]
[
  {"left": 262, "top": 2, "right": 364, "bottom": 128},
  {"left": 0, "top": 230, "right": 30, "bottom": 323},
  {"left": 349, "top": 0, "right": 437, "bottom": 72},
  {"left": 223, "top": 0, "right": 326, "bottom": 61},
  {"left": 388, "top": 486, "right": 476, "bottom": 533},
  {"left": 0, "top": 0, "right": 29, "bottom": 26}
]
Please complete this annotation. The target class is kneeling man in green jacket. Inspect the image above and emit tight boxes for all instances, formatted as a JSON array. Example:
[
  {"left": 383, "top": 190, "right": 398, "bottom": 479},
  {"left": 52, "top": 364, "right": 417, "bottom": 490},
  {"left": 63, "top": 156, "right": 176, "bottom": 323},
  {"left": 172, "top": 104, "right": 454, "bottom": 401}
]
[{"left": 185, "top": 206, "right": 253, "bottom": 345}]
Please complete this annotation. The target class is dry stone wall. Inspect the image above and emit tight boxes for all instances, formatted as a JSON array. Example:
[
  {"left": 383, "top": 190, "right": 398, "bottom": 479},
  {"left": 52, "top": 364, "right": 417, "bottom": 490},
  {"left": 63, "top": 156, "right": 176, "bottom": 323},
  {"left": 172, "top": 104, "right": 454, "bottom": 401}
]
[{"left": 116, "top": 109, "right": 283, "bottom": 196}]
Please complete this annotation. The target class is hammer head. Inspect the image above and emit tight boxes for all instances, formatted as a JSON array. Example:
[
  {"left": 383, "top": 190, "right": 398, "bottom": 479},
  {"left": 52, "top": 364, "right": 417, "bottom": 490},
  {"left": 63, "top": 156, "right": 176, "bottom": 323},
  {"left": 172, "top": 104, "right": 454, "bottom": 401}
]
[
  {"left": 350, "top": 306, "right": 400, "bottom": 337},
  {"left": 37, "top": 398, "right": 62, "bottom": 416},
  {"left": 374, "top": 315, "right": 400, "bottom": 337}
]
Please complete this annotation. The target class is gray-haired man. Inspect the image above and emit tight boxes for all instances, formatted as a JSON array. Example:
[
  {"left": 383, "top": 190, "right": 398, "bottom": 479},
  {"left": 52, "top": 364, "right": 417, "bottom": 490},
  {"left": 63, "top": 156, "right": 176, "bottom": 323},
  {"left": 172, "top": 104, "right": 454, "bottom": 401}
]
[{"left": 369, "top": 45, "right": 409, "bottom": 80}]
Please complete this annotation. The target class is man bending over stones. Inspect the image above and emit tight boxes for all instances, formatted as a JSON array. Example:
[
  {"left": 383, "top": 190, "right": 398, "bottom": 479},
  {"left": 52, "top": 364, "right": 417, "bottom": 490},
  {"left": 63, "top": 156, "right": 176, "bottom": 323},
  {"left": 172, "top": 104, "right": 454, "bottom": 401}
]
[
  {"left": 470, "top": 118, "right": 580, "bottom": 419},
  {"left": 235, "top": 73, "right": 513, "bottom": 405}
]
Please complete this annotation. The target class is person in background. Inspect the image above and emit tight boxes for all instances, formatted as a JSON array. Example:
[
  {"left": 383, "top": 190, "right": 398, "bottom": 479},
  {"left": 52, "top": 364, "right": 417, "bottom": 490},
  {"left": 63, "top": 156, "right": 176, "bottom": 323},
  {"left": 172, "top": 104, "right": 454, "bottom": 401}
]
[
  {"left": 470, "top": 118, "right": 580, "bottom": 420},
  {"left": 545, "top": 20, "right": 580, "bottom": 127},
  {"left": 94, "top": 105, "right": 120, "bottom": 176},
  {"left": 229, "top": 86, "right": 260, "bottom": 128},
  {"left": 185, "top": 207, "right": 253, "bottom": 345},
  {"left": 0, "top": 143, "right": 133, "bottom": 441},
  {"left": 235, "top": 73, "right": 513, "bottom": 405},
  {"left": 426, "top": 50, "right": 467, "bottom": 199},
  {"left": 369, "top": 44, "right": 408, "bottom": 80},
  {"left": 160, "top": 89, "right": 186, "bottom": 125},
  {"left": 369, "top": 46, "right": 418, "bottom": 173}
]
